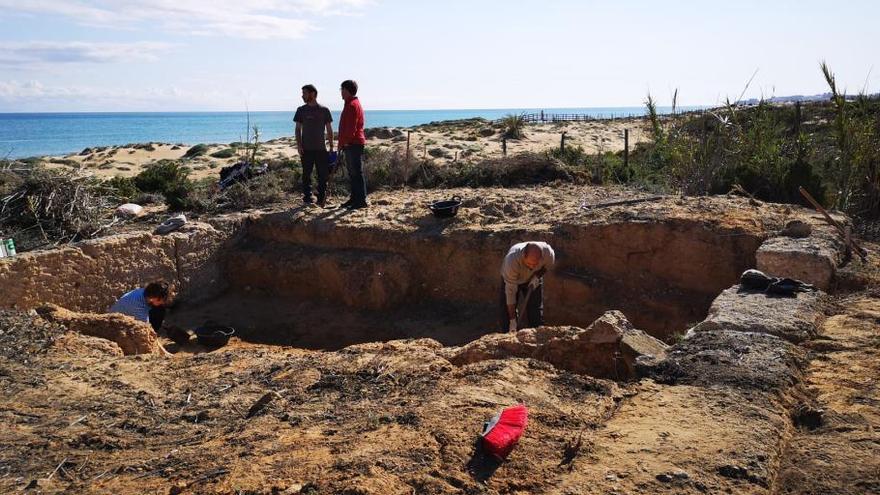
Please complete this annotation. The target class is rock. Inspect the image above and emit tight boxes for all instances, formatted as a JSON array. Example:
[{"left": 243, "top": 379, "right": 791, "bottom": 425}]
[
  {"left": 672, "top": 469, "right": 689, "bottom": 480},
  {"left": 584, "top": 310, "right": 632, "bottom": 344},
  {"left": 656, "top": 473, "right": 673, "bottom": 482},
  {"left": 447, "top": 311, "right": 663, "bottom": 380},
  {"left": 781, "top": 220, "right": 811, "bottom": 238},
  {"left": 365, "top": 127, "right": 395, "bottom": 139},
  {"left": 428, "top": 147, "right": 449, "bottom": 158},
  {"left": 717, "top": 464, "right": 750, "bottom": 480},
  {"left": 688, "top": 285, "right": 827, "bottom": 343},
  {"left": 115, "top": 203, "right": 144, "bottom": 218},
  {"left": 479, "top": 127, "right": 495, "bottom": 137},
  {"left": 756, "top": 231, "right": 843, "bottom": 291},
  {"left": 791, "top": 403, "right": 824, "bottom": 430}
]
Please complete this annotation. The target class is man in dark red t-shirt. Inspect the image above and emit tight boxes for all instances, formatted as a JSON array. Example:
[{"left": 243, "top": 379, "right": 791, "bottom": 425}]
[{"left": 337, "top": 79, "right": 367, "bottom": 209}]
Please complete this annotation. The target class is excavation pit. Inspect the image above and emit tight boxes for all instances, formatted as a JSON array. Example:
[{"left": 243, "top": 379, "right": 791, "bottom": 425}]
[
  {"left": 0, "top": 187, "right": 858, "bottom": 494},
  {"left": 0, "top": 187, "right": 833, "bottom": 355}
]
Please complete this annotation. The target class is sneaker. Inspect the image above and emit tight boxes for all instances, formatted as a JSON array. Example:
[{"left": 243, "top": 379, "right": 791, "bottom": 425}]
[{"left": 339, "top": 199, "right": 353, "bottom": 208}]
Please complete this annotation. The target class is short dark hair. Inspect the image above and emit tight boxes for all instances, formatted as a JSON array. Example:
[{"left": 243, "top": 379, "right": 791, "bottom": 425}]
[
  {"left": 340, "top": 80, "right": 358, "bottom": 96},
  {"left": 301, "top": 84, "right": 317, "bottom": 95},
  {"left": 144, "top": 281, "right": 170, "bottom": 300}
]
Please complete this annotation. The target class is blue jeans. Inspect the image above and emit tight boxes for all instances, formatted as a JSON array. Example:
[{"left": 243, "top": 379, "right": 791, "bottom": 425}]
[{"left": 344, "top": 144, "right": 366, "bottom": 205}]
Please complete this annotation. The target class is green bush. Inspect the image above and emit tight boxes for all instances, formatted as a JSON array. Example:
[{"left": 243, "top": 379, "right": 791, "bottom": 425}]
[
  {"left": 134, "top": 160, "right": 189, "bottom": 193},
  {"left": 210, "top": 148, "right": 236, "bottom": 159},
  {"left": 104, "top": 176, "right": 139, "bottom": 201},
  {"left": 501, "top": 113, "right": 527, "bottom": 139},
  {"left": 183, "top": 144, "right": 209, "bottom": 159},
  {"left": 133, "top": 160, "right": 193, "bottom": 211}
]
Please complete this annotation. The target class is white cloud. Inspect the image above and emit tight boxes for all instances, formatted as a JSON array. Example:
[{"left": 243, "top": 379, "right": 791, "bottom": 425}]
[
  {"left": 0, "top": 0, "right": 373, "bottom": 40},
  {"left": 0, "top": 41, "right": 173, "bottom": 67},
  {"left": 0, "top": 79, "right": 240, "bottom": 110}
]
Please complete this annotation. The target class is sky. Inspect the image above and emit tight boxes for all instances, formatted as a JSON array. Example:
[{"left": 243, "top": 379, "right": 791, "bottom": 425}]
[{"left": 0, "top": 0, "right": 878, "bottom": 112}]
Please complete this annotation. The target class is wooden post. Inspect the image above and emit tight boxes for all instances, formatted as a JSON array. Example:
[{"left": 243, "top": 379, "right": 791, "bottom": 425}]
[
  {"left": 623, "top": 128, "right": 629, "bottom": 168},
  {"left": 404, "top": 130, "right": 411, "bottom": 184},
  {"left": 502, "top": 137, "right": 507, "bottom": 157},
  {"left": 560, "top": 131, "right": 567, "bottom": 153}
]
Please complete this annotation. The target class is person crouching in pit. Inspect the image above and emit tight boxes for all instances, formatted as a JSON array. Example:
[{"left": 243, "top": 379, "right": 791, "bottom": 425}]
[
  {"left": 500, "top": 242, "right": 555, "bottom": 333},
  {"left": 109, "top": 280, "right": 171, "bottom": 332}
]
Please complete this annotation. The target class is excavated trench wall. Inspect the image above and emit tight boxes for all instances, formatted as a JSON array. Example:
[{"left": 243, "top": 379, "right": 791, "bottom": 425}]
[
  {"left": 0, "top": 211, "right": 770, "bottom": 340},
  {"left": 227, "top": 212, "right": 765, "bottom": 338},
  {"left": 0, "top": 219, "right": 246, "bottom": 313}
]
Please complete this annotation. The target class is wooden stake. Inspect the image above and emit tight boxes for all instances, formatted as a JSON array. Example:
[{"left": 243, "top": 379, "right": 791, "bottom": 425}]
[{"left": 798, "top": 186, "right": 867, "bottom": 260}]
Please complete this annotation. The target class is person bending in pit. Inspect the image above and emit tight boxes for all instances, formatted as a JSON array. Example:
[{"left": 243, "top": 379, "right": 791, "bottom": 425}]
[
  {"left": 294, "top": 83, "right": 334, "bottom": 208},
  {"left": 500, "top": 242, "right": 555, "bottom": 333},
  {"left": 109, "top": 280, "right": 171, "bottom": 332}
]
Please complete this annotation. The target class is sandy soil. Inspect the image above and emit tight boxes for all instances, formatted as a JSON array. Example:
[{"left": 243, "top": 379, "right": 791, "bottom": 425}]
[
  {"left": 2, "top": 287, "right": 878, "bottom": 494},
  {"left": 38, "top": 118, "right": 650, "bottom": 182}
]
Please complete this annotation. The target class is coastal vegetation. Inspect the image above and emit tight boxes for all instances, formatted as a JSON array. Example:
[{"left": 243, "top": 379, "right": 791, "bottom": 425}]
[
  {"left": 501, "top": 113, "right": 528, "bottom": 139},
  {"left": 2, "top": 64, "right": 878, "bottom": 251}
]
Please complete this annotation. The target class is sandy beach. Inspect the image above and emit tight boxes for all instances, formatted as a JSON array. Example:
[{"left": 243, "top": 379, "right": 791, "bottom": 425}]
[{"left": 37, "top": 118, "right": 650, "bottom": 181}]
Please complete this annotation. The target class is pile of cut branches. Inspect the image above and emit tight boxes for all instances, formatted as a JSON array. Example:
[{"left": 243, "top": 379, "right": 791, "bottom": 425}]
[{"left": 0, "top": 165, "right": 120, "bottom": 250}]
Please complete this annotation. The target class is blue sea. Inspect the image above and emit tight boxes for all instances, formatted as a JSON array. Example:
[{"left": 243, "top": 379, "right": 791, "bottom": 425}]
[{"left": 0, "top": 107, "right": 693, "bottom": 158}]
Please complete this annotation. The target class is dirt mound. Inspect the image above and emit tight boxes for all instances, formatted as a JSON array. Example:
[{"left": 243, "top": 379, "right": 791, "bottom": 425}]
[
  {"left": 48, "top": 332, "right": 124, "bottom": 358},
  {"left": 36, "top": 304, "right": 165, "bottom": 355},
  {"left": 638, "top": 329, "right": 806, "bottom": 393},
  {"left": 446, "top": 311, "right": 667, "bottom": 380}
]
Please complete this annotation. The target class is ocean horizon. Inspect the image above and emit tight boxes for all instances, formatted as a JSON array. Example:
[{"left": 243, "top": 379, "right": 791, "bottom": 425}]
[{"left": 0, "top": 106, "right": 697, "bottom": 159}]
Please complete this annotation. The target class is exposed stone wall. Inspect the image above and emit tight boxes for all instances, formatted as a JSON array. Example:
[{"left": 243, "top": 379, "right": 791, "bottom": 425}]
[{"left": 0, "top": 220, "right": 244, "bottom": 313}]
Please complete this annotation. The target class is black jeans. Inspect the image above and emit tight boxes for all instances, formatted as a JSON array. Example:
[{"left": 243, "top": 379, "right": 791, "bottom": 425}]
[
  {"left": 498, "top": 278, "right": 544, "bottom": 332},
  {"left": 301, "top": 150, "right": 330, "bottom": 202},
  {"left": 148, "top": 306, "right": 166, "bottom": 332},
  {"left": 344, "top": 144, "right": 367, "bottom": 205}
]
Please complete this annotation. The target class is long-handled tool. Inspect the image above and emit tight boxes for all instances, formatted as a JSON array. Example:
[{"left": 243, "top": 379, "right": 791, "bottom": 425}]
[
  {"left": 798, "top": 186, "right": 867, "bottom": 261},
  {"left": 515, "top": 280, "right": 540, "bottom": 330}
]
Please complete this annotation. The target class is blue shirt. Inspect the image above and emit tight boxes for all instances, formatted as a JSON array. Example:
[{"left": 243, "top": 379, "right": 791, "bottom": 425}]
[{"left": 109, "top": 288, "right": 151, "bottom": 322}]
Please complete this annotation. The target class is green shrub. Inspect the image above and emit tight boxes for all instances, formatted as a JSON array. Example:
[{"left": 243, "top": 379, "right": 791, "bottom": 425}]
[
  {"left": 133, "top": 160, "right": 193, "bottom": 211},
  {"left": 501, "top": 113, "right": 527, "bottom": 139},
  {"left": 210, "top": 148, "right": 236, "bottom": 159},
  {"left": 104, "top": 176, "right": 138, "bottom": 201},
  {"left": 183, "top": 144, "right": 209, "bottom": 159},
  {"left": 134, "top": 160, "right": 190, "bottom": 193}
]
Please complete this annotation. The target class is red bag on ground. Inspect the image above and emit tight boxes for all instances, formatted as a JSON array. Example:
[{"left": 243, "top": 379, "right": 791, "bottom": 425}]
[{"left": 481, "top": 404, "right": 529, "bottom": 459}]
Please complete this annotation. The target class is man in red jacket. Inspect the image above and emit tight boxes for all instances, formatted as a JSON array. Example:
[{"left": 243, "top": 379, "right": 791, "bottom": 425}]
[{"left": 338, "top": 79, "right": 367, "bottom": 209}]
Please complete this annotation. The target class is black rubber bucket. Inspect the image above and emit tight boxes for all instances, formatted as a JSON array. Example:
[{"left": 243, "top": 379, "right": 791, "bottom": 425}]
[
  {"left": 428, "top": 195, "right": 463, "bottom": 218},
  {"left": 194, "top": 325, "right": 235, "bottom": 347},
  {"left": 166, "top": 326, "right": 192, "bottom": 346}
]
